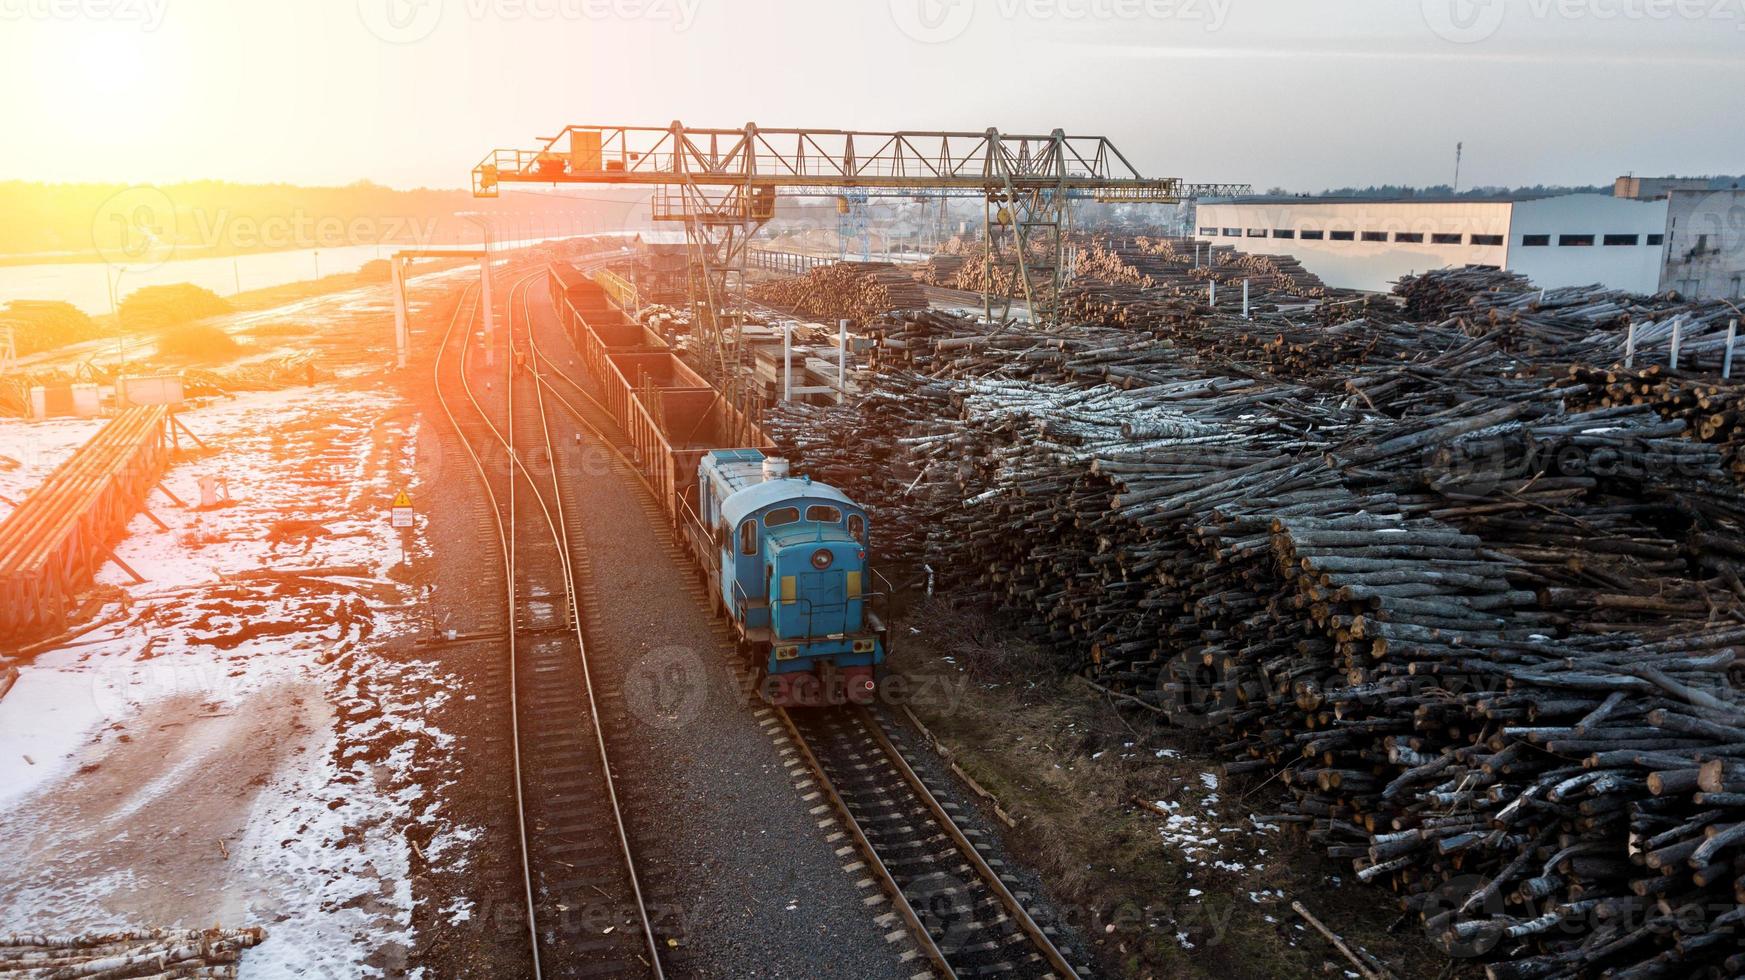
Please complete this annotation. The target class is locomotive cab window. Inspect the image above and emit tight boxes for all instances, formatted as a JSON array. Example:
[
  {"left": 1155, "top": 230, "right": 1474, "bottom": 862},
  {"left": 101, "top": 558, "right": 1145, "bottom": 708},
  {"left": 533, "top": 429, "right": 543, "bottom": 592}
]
[
  {"left": 848, "top": 515, "right": 865, "bottom": 543},
  {"left": 765, "top": 507, "right": 800, "bottom": 527},
  {"left": 805, "top": 505, "right": 842, "bottom": 524},
  {"left": 739, "top": 521, "right": 757, "bottom": 555}
]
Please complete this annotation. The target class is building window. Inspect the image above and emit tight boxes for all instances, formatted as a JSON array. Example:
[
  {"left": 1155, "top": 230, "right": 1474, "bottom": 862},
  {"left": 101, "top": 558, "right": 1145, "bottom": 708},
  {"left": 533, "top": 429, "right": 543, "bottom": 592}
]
[
  {"left": 1246, "top": 228, "right": 1267, "bottom": 238},
  {"left": 1198, "top": 227, "right": 1216, "bottom": 236},
  {"left": 1300, "top": 230, "right": 1325, "bottom": 240},
  {"left": 1470, "top": 234, "right": 1504, "bottom": 246},
  {"left": 1522, "top": 234, "right": 1551, "bottom": 247},
  {"left": 1361, "top": 231, "right": 1387, "bottom": 242},
  {"left": 1431, "top": 233, "right": 1463, "bottom": 245},
  {"left": 1647, "top": 233, "right": 1665, "bottom": 246},
  {"left": 1559, "top": 234, "right": 1595, "bottom": 247},
  {"left": 1330, "top": 230, "right": 1356, "bottom": 241},
  {"left": 1602, "top": 234, "right": 1639, "bottom": 246},
  {"left": 1222, "top": 228, "right": 1241, "bottom": 237},
  {"left": 1272, "top": 229, "right": 1296, "bottom": 239},
  {"left": 1395, "top": 232, "right": 1425, "bottom": 243}
]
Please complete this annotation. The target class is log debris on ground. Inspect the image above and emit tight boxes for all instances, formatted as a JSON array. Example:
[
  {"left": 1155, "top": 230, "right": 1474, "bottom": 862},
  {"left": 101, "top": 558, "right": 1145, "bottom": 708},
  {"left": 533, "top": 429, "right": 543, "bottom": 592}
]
[
  {"left": 767, "top": 263, "right": 1745, "bottom": 979},
  {"left": 0, "top": 927, "right": 266, "bottom": 978}
]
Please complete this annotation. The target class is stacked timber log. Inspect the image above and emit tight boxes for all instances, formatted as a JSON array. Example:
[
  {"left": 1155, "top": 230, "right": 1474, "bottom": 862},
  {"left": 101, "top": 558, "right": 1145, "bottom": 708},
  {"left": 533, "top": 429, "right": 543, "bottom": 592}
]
[
  {"left": 0, "top": 927, "right": 267, "bottom": 976},
  {"left": 1396, "top": 265, "right": 1537, "bottom": 320},
  {"left": 1221, "top": 250, "right": 1329, "bottom": 298},
  {"left": 1073, "top": 239, "right": 1160, "bottom": 287},
  {"left": 1559, "top": 366, "right": 1745, "bottom": 481},
  {"left": 1061, "top": 237, "right": 1337, "bottom": 331},
  {"left": 920, "top": 240, "right": 1060, "bottom": 297},
  {"left": 765, "top": 273, "right": 1745, "bottom": 977},
  {"left": 748, "top": 262, "right": 929, "bottom": 326},
  {"left": 1400, "top": 266, "right": 1745, "bottom": 378},
  {"left": 913, "top": 253, "right": 966, "bottom": 286}
]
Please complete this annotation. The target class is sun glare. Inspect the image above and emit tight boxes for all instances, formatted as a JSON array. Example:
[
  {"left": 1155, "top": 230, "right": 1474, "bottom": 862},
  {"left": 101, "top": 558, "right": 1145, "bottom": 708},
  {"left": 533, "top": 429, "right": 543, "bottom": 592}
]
[{"left": 71, "top": 30, "right": 149, "bottom": 98}]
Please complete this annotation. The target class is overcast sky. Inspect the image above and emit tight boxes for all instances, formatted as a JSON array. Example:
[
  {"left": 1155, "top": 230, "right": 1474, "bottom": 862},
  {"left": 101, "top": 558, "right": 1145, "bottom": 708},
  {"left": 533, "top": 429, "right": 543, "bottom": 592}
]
[{"left": 3, "top": 0, "right": 1741, "bottom": 191}]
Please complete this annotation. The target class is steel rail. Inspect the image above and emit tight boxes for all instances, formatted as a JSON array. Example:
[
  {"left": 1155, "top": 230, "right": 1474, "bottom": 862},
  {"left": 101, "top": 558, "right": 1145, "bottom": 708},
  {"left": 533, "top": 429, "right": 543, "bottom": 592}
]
[
  {"left": 508, "top": 272, "right": 666, "bottom": 978},
  {"left": 854, "top": 706, "right": 1079, "bottom": 978},
  {"left": 435, "top": 261, "right": 664, "bottom": 979},
  {"left": 773, "top": 706, "right": 957, "bottom": 978},
  {"left": 524, "top": 267, "right": 1074, "bottom": 977},
  {"left": 429, "top": 283, "right": 545, "bottom": 978}
]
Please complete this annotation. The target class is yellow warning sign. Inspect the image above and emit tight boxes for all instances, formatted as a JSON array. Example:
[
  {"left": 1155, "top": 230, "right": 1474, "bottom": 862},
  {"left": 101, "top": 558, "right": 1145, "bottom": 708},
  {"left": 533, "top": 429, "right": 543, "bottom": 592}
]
[{"left": 391, "top": 490, "right": 412, "bottom": 508}]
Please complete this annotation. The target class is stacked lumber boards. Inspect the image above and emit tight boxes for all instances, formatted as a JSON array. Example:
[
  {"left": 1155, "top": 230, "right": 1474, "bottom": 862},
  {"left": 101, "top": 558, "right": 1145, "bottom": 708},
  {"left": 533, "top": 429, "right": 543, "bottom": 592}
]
[
  {"left": 764, "top": 273, "right": 1745, "bottom": 977},
  {"left": 0, "top": 406, "right": 169, "bottom": 643},
  {"left": 0, "top": 927, "right": 266, "bottom": 977},
  {"left": 736, "top": 321, "right": 856, "bottom": 406},
  {"left": 747, "top": 262, "right": 928, "bottom": 326}
]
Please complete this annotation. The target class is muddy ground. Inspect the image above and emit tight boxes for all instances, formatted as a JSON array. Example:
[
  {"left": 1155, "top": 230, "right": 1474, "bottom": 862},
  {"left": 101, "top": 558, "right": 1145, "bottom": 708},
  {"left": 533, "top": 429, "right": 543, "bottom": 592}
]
[{"left": 886, "top": 598, "right": 1469, "bottom": 980}]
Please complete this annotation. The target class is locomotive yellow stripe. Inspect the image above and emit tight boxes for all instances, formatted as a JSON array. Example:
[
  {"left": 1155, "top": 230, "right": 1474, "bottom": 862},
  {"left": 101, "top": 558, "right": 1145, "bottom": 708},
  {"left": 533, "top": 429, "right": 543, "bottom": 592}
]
[
  {"left": 846, "top": 571, "right": 861, "bottom": 599},
  {"left": 781, "top": 575, "right": 796, "bottom": 603}
]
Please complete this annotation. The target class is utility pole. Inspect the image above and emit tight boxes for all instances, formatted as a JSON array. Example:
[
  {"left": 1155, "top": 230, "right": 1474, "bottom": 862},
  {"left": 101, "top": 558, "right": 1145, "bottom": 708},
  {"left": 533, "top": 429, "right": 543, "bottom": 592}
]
[
  {"left": 462, "top": 213, "right": 495, "bottom": 368},
  {"left": 1453, "top": 142, "right": 1464, "bottom": 195}
]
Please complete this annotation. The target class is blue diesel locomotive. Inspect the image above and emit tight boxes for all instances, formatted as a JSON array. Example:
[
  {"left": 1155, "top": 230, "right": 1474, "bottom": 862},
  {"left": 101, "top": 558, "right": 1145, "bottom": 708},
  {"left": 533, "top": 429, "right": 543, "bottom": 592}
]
[{"left": 684, "top": 450, "right": 887, "bottom": 706}]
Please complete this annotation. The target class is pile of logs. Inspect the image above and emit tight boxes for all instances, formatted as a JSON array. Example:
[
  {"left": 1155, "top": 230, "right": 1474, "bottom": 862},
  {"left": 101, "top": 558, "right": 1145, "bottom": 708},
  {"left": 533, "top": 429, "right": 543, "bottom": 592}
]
[
  {"left": 0, "top": 927, "right": 267, "bottom": 977},
  {"left": 1221, "top": 250, "right": 1329, "bottom": 298},
  {"left": 912, "top": 253, "right": 966, "bottom": 286},
  {"left": 748, "top": 262, "right": 928, "bottom": 325},
  {"left": 1396, "top": 265, "right": 1537, "bottom": 320},
  {"left": 1560, "top": 365, "right": 1745, "bottom": 480},
  {"left": 766, "top": 269, "right": 1745, "bottom": 977},
  {"left": 1400, "top": 266, "right": 1745, "bottom": 378}
]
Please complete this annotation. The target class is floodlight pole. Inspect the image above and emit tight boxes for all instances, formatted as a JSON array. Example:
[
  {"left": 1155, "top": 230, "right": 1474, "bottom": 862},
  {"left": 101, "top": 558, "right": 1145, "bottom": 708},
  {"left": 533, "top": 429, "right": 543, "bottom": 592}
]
[{"left": 462, "top": 213, "right": 496, "bottom": 368}]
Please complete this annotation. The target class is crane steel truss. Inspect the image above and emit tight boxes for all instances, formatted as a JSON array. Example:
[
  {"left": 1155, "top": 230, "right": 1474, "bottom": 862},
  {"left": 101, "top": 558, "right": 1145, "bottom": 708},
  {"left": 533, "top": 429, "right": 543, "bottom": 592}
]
[{"left": 472, "top": 122, "right": 1245, "bottom": 390}]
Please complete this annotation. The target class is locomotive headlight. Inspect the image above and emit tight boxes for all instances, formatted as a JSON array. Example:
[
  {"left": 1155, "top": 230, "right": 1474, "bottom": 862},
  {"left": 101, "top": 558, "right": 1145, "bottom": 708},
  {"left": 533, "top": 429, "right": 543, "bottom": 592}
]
[{"left": 810, "top": 548, "right": 833, "bottom": 570}]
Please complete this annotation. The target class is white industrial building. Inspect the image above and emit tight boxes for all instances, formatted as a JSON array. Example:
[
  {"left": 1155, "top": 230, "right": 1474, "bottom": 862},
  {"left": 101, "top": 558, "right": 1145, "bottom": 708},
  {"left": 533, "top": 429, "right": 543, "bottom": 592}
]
[
  {"left": 1195, "top": 193, "right": 1669, "bottom": 294},
  {"left": 1659, "top": 188, "right": 1745, "bottom": 301}
]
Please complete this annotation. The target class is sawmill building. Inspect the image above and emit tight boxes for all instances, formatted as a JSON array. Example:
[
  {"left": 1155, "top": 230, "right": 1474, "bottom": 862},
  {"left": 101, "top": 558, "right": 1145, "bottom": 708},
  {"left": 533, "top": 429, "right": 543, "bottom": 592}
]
[{"left": 1195, "top": 193, "right": 1668, "bottom": 294}]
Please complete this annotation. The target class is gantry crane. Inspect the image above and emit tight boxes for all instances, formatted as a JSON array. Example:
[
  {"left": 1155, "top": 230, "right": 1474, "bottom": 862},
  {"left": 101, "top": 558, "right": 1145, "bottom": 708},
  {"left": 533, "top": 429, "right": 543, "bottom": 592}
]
[{"left": 471, "top": 121, "right": 1246, "bottom": 384}]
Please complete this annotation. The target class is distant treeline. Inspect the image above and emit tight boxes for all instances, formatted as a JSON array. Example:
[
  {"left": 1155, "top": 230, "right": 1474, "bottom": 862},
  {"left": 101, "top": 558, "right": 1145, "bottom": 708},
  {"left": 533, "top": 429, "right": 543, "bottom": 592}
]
[
  {"left": 0, "top": 179, "right": 648, "bottom": 262},
  {"left": 1263, "top": 177, "right": 1745, "bottom": 199}
]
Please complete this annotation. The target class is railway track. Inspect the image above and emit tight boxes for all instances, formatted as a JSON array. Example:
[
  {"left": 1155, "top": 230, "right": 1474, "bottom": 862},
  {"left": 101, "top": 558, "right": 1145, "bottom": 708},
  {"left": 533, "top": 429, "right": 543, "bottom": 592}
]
[
  {"left": 779, "top": 706, "right": 1086, "bottom": 979},
  {"left": 520, "top": 271, "right": 1088, "bottom": 979},
  {"left": 431, "top": 266, "right": 665, "bottom": 980}
]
